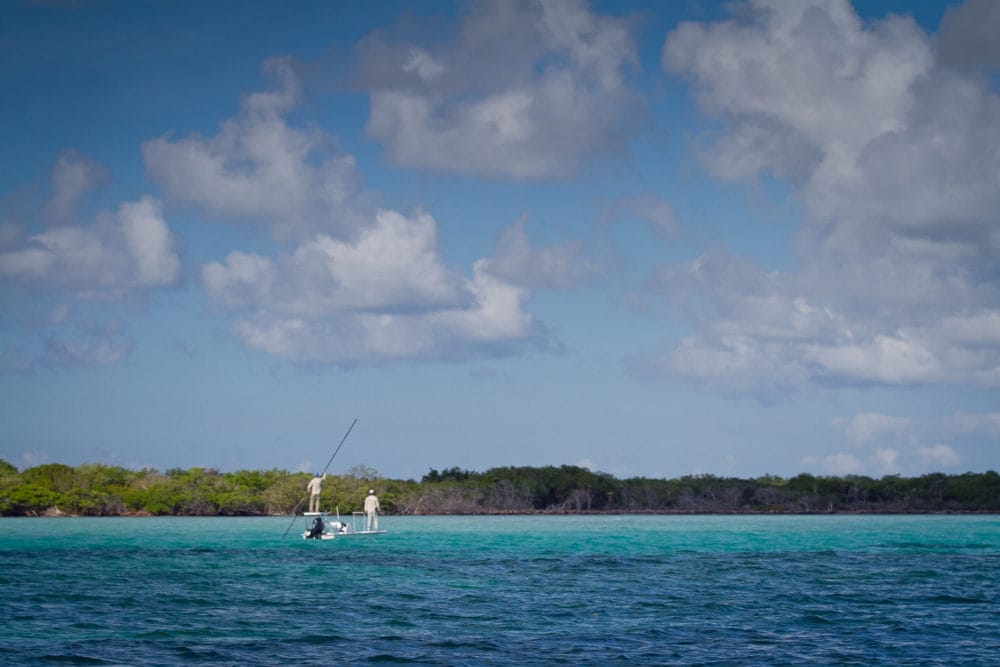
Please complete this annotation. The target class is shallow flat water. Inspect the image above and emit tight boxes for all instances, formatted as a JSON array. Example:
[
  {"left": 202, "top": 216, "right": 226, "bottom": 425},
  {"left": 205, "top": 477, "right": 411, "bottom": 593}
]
[{"left": 1, "top": 515, "right": 998, "bottom": 665}]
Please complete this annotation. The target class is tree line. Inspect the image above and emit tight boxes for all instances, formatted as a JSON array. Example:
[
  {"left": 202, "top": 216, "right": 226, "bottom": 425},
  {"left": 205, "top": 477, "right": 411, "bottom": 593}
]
[{"left": 1, "top": 458, "right": 997, "bottom": 517}]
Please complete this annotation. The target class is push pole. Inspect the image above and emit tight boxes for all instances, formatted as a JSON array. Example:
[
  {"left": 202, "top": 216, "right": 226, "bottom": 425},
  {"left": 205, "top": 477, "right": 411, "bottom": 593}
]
[
  {"left": 320, "top": 418, "right": 358, "bottom": 477},
  {"left": 282, "top": 418, "right": 358, "bottom": 537}
]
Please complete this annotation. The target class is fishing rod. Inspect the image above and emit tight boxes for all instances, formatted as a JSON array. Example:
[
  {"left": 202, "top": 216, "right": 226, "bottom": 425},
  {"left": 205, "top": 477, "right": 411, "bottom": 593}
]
[{"left": 282, "top": 418, "right": 358, "bottom": 538}]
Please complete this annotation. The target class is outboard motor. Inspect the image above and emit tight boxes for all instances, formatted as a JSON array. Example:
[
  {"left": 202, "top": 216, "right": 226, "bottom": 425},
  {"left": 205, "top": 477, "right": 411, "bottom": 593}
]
[{"left": 306, "top": 516, "right": 325, "bottom": 539}]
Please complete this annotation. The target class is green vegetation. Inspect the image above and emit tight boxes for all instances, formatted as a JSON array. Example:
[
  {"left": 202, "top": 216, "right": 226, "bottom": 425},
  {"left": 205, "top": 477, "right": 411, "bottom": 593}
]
[{"left": 1, "top": 459, "right": 997, "bottom": 516}]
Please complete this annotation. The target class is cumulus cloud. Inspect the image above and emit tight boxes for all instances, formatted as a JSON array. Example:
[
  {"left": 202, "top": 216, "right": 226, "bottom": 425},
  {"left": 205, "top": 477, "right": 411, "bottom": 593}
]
[
  {"left": 635, "top": 249, "right": 839, "bottom": 396},
  {"left": 204, "top": 209, "right": 468, "bottom": 316},
  {"left": 835, "top": 412, "right": 913, "bottom": 446},
  {"left": 817, "top": 409, "right": 993, "bottom": 475},
  {"left": 663, "top": 0, "right": 936, "bottom": 198},
  {"left": 813, "top": 444, "right": 959, "bottom": 477},
  {"left": 0, "top": 152, "right": 181, "bottom": 371},
  {"left": 636, "top": 242, "right": 1000, "bottom": 395},
  {"left": 41, "top": 151, "right": 107, "bottom": 224},
  {"left": 201, "top": 209, "right": 545, "bottom": 364},
  {"left": 220, "top": 261, "right": 538, "bottom": 364},
  {"left": 872, "top": 448, "right": 900, "bottom": 473},
  {"left": 145, "top": 53, "right": 579, "bottom": 366},
  {"left": 357, "top": 0, "right": 642, "bottom": 179},
  {"left": 119, "top": 198, "right": 183, "bottom": 288},
  {"left": 0, "top": 195, "right": 179, "bottom": 294},
  {"left": 822, "top": 452, "right": 864, "bottom": 475},
  {"left": 801, "top": 334, "right": 942, "bottom": 386},
  {"left": 142, "top": 56, "right": 368, "bottom": 242},
  {"left": 641, "top": 0, "right": 1000, "bottom": 395},
  {"left": 143, "top": 50, "right": 573, "bottom": 365}
]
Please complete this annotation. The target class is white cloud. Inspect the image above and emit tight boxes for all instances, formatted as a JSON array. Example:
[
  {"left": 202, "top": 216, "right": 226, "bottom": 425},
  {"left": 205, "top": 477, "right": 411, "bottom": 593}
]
[
  {"left": 42, "top": 151, "right": 107, "bottom": 224},
  {"left": 0, "top": 195, "right": 179, "bottom": 294},
  {"left": 141, "top": 48, "right": 582, "bottom": 367},
  {"left": 917, "top": 443, "right": 961, "bottom": 468},
  {"left": 637, "top": 250, "right": 841, "bottom": 395},
  {"left": 801, "top": 333, "right": 941, "bottom": 386},
  {"left": 872, "top": 448, "right": 900, "bottom": 473},
  {"left": 0, "top": 150, "right": 181, "bottom": 371},
  {"left": 639, "top": 335, "right": 811, "bottom": 398},
  {"left": 652, "top": 250, "right": 841, "bottom": 341},
  {"left": 814, "top": 443, "right": 959, "bottom": 477},
  {"left": 225, "top": 262, "right": 536, "bottom": 364},
  {"left": 142, "top": 56, "right": 367, "bottom": 241},
  {"left": 835, "top": 412, "right": 913, "bottom": 446},
  {"left": 295, "top": 210, "right": 467, "bottom": 312},
  {"left": 202, "top": 251, "right": 276, "bottom": 311},
  {"left": 663, "top": 0, "right": 935, "bottom": 197},
  {"left": 816, "top": 409, "right": 992, "bottom": 476},
  {"left": 119, "top": 198, "right": 182, "bottom": 288},
  {"left": 642, "top": 0, "right": 1000, "bottom": 396},
  {"left": 822, "top": 452, "right": 864, "bottom": 475},
  {"left": 402, "top": 48, "right": 445, "bottom": 81},
  {"left": 204, "top": 209, "right": 467, "bottom": 316},
  {"left": 357, "top": 0, "right": 641, "bottom": 179},
  {"left": 202, "top": 209, "right": 543, "bottom": 364},
  {"left": 937, "top": 312, "right": 1000, "bottom": 346}
]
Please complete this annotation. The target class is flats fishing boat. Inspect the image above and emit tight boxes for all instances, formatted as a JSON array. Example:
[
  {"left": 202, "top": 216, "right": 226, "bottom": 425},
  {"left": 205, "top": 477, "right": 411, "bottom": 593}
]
[
  {"left": 280, "top": 418, "right": 387, "bottom": 540},
  {"left": 301, "top": 510, "right": 386, "bottom": 540}
]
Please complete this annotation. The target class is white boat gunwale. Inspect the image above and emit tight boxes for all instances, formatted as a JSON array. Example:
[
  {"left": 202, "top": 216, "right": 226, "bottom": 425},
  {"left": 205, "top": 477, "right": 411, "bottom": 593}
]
[{"left": 301, "top": 509, "right": 386, "bottom": 540}]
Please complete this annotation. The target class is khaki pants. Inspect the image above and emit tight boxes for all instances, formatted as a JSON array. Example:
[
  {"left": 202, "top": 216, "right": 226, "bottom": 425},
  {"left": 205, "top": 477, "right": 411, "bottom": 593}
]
[{"left": 309, "top": 494, "right": 320, "bottom": 513}]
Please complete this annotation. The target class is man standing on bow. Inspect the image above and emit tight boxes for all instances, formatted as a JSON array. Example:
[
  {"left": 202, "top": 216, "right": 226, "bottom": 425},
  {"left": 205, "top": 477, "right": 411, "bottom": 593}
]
[{"left": 307, "top": 472, "right": 326, "bottom": 513}]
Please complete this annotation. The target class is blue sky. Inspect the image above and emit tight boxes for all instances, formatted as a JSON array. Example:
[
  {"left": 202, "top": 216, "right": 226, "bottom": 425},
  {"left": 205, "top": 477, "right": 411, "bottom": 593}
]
[{"left": 2, "top": 0, "right": 998, "bottom": 481}]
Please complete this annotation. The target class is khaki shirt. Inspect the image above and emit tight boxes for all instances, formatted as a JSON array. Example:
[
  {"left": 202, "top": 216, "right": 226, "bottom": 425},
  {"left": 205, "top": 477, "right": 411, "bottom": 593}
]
[{"left": 307, "top": 475, "right": 325, "bottom": 495}]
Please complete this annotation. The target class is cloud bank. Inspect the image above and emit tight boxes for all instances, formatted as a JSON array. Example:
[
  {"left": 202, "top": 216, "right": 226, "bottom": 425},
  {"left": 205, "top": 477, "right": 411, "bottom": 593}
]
[
  {"left": 145, "top": 58, "right": 579, "bottom": 365},
  {"left": 356, "top": 0, "right": 642, "bottom": 179},
  {"left": 642, "top": 0, "right": 1000, "bottom": 396},
  {"left": 0, "top": 155, "right": 180, "bottom": 370},
  {"left": 819, "top": 408, "right": 1000, "bottom": 475},
  {"left": 142, "top": 57, "right": 369, "bottom": 243}
]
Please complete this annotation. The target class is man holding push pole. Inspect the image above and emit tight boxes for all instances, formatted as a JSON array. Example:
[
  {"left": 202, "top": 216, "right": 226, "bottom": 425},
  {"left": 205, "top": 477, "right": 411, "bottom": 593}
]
[{"left": 307, "top": 473, "right": 326, "bottom": 513}]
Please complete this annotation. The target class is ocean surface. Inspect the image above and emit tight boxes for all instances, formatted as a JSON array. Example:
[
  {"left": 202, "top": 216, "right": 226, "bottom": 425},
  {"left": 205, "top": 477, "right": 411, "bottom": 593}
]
[{"left": 1, "top": 515, "right": 998, "bottom": 665}]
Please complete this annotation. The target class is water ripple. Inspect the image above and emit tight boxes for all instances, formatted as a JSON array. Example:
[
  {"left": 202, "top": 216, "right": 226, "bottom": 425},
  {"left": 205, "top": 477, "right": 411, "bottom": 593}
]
[{"left": 2, "top": 515, "right": 998, "bottom": 664}]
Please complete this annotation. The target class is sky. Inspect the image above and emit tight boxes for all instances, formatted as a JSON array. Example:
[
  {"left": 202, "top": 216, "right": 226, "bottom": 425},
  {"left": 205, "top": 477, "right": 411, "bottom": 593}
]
[{"left": 1, "top": 0, "right": 998, "bottom": 482}]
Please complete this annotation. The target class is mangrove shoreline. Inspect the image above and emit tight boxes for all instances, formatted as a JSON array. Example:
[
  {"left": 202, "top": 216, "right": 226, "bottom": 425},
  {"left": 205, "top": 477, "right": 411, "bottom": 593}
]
[{"left": 2, "top": 459, "right": 998, "bottom": 517}]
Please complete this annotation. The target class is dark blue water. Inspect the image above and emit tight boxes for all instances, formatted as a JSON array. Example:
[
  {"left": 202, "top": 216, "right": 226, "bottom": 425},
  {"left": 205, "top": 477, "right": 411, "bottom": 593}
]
[{"left": 2, "top": 515, "right": 998, "bottom": 665}]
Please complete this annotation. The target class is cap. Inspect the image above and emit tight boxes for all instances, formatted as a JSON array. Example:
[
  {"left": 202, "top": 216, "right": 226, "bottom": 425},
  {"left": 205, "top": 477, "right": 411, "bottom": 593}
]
[{"left": 368, "top": 489, "right": 374, "bottom": 494}]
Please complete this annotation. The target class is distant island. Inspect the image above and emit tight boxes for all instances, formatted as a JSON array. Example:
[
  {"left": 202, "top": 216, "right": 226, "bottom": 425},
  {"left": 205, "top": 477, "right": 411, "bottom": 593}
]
[{"left": 1, "top": 459, "right": 997, "bottom": 517}]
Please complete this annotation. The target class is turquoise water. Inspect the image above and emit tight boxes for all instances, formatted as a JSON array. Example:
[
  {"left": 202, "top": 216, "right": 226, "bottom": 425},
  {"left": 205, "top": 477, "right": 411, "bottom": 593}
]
[{"left": 1, "top": 515, "right": 998, "bottom": 665}]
